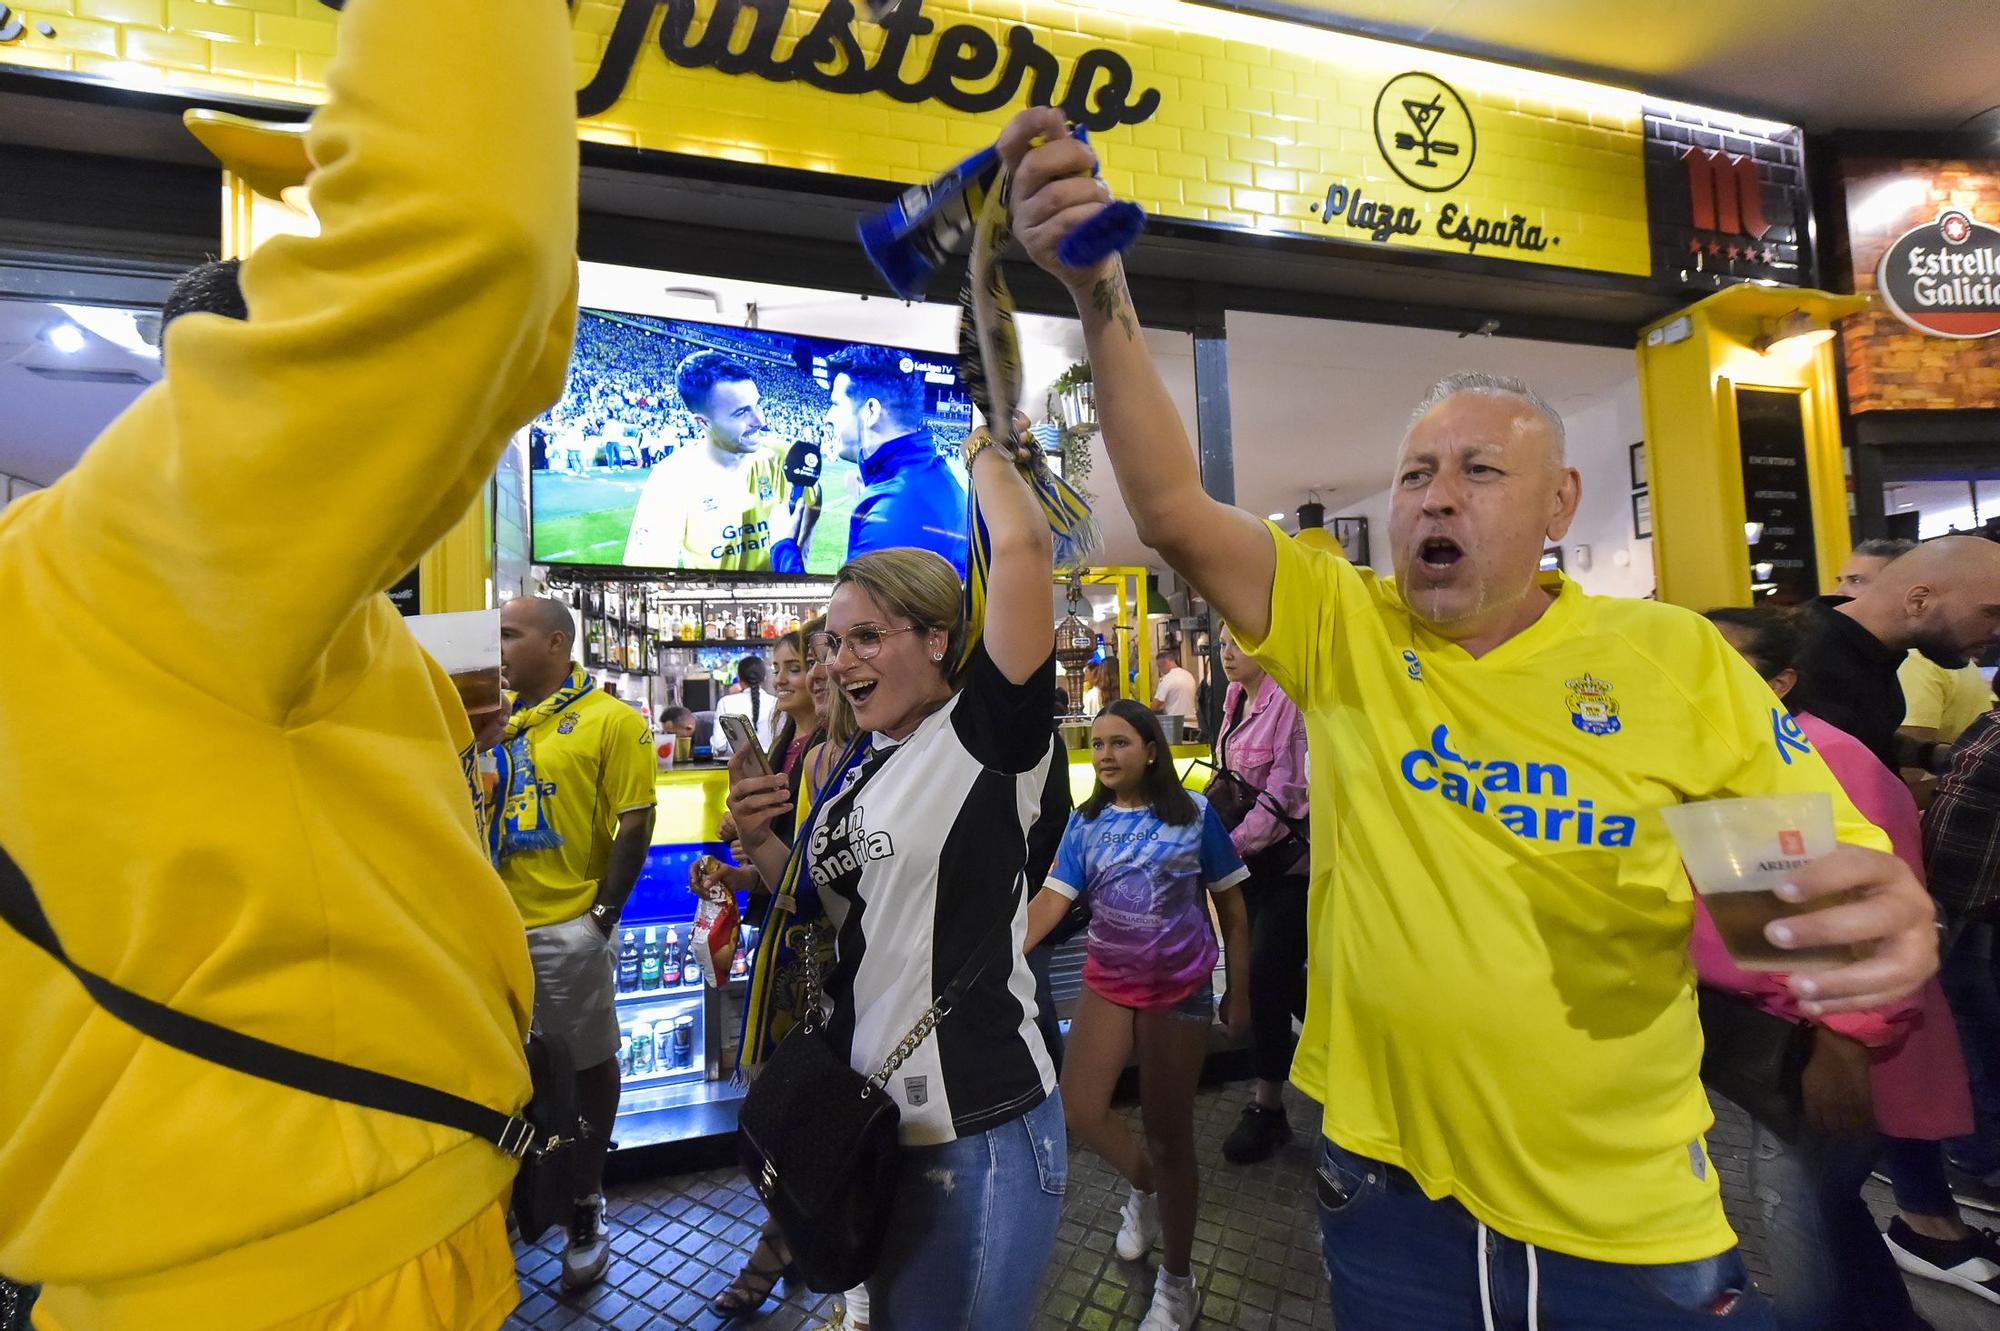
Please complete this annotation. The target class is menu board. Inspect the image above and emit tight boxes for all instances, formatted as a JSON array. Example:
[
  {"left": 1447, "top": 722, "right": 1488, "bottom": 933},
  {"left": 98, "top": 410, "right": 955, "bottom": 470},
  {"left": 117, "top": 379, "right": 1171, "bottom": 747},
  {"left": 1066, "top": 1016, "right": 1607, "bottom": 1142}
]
[{"left": 1735, "top": 388, "right": 1818, "bottom": 604}]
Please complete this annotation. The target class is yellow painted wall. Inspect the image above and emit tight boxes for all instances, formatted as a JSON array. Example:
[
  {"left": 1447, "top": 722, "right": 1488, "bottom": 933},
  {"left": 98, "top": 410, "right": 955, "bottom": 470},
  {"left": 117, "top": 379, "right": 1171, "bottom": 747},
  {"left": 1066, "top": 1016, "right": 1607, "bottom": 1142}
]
[
  {"left": 5, "top": 0, "right": 1652, "bottom": 274},
  {"left": 1636, "top": 287, "right": 1863, "bottom": 609}
]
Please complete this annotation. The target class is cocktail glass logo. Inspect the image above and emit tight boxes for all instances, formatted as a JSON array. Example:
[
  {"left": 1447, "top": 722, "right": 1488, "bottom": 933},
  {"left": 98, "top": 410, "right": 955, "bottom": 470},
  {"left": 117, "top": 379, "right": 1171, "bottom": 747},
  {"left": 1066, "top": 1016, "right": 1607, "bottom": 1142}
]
[
  {"left": 1778, "top": 829, "right": 1805, "bottom": 856},
  {"left": 1373, "top": 72, "right": 1476, "bottom": 193}
]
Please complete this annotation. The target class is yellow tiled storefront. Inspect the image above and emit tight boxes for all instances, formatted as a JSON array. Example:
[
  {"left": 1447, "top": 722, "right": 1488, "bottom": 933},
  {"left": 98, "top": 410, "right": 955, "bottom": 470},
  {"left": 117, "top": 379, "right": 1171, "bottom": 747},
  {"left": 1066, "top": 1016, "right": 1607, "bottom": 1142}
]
[{"left": 1, "top": 0, "right": 1652, "bottom": 275}]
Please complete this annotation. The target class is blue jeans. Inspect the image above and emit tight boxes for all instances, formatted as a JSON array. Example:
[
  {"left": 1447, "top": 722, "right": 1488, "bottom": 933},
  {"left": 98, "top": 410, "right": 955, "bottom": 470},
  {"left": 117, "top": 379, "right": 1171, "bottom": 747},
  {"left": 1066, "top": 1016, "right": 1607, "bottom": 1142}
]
[
  {"left": 1314, "top": 1138, "right": 1776, "bottom": 1330},
  {"left": 1749, "top": 1122, "right": 1922, "bottom": 1331},
  {"left": 868, "top": 1090, "right": 1065, "bottom": 1330}
]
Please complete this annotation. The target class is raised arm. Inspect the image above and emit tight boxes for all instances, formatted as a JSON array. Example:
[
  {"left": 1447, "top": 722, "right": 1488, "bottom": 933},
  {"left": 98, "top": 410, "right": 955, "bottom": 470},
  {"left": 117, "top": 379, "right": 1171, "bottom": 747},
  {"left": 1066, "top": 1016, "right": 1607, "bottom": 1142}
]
[
  {"left": 48, "top": 0, "right": 578, "bottom": 720},
  {"left": 969, "top": 440, "right": 1055, "bottom": 684},
  {"left": 1000, "top": 108, "right": 1275, "bottom": 641}
]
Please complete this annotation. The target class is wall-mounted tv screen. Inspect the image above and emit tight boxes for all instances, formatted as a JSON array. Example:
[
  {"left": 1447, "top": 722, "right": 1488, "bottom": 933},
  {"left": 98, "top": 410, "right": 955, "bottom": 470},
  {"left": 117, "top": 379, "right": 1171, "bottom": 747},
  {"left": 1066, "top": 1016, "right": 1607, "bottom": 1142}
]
[{"left": 530, "top": 309, "right": 972, "bottom": 576}]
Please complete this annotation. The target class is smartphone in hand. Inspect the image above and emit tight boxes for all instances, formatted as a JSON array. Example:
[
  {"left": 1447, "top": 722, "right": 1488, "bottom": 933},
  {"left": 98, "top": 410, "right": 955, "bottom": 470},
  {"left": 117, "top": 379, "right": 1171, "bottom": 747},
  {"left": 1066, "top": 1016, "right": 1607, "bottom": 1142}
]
[{"left": 719, "top": 714, "right": 772, "bottom": 776}]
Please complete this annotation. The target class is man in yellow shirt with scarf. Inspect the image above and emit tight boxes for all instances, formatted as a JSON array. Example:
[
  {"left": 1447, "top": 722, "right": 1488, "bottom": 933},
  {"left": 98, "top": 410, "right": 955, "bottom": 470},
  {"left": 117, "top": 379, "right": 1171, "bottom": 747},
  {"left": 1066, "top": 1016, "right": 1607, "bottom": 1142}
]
[
  {"left": 494, "top": 596, "right": 658, "bottom": 1290},
  {"left": 0, "top": 0, "right": 579, "bottom": 1327}
]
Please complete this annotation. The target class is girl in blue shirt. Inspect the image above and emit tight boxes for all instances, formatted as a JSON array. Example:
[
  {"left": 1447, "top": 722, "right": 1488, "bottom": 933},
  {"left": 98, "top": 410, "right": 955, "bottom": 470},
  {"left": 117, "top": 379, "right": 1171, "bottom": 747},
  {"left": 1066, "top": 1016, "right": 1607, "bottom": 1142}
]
[{"left": 1026, "top": 700, "right": 1250, "bottom": 1331}]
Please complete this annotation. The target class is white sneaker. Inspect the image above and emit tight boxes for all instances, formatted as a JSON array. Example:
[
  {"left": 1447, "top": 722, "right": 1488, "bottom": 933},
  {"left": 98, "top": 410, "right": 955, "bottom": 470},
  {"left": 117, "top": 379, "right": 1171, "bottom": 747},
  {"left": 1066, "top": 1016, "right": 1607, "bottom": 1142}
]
[
  {"left": 560, "top": 1194, "right": 611, "bottom": 1290},
  {"left": 1114, "top": 1186, "right": 1161, "bottom": 1261},
  {"left": 1138, "top": 1268, "right": 1200, "bottom": 1331}
]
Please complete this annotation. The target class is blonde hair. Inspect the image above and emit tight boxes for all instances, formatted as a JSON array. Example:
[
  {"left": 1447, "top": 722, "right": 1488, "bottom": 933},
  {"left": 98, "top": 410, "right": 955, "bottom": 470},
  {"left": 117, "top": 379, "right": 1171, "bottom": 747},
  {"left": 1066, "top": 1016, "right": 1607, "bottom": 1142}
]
[
  {"left": 805, "top": 612, "right": 860, "bottom": 747},
  {"left": 834, "top": 549, "right": 967, "bottom": 685}
]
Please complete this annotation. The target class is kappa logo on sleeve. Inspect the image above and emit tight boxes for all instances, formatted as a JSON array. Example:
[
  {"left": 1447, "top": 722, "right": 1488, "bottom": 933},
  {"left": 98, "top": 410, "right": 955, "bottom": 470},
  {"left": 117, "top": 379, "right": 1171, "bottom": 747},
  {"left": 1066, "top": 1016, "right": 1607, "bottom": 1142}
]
[{"left": 1772, "top": 710, "right": 1814, "bottom": 765}]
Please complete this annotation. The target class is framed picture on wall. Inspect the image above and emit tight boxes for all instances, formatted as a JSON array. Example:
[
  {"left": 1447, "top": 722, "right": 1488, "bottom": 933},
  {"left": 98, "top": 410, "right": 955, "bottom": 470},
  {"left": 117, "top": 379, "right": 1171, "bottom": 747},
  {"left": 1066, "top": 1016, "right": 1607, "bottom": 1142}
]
[
  {"left": 1333, "top": 516, "right": 1370, "bottom": 565},
  {"left": 1631, "top": 490, "right": 1653, "bottom": 540},
  {"left": 1629, "top": 442, "right": 1648, "bottom": 491}
]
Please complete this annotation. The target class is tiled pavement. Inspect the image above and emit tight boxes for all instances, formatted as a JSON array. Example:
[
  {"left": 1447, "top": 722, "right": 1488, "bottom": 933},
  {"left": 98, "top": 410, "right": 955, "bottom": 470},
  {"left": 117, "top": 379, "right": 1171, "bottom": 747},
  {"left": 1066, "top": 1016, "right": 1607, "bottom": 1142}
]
[{"left": 507, "top": 1085, "right": 1995, "bottom": 1331}]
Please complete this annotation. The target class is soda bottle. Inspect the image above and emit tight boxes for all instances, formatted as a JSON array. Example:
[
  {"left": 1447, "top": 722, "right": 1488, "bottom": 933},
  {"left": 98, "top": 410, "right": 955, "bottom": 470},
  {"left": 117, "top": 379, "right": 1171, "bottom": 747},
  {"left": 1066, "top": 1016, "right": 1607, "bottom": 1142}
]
[
  {"left": 639, "top": 926, "right": 663, "bottom": 990},
  {"left": 681, "top": 939, "right": 701, "bottom": 987}
]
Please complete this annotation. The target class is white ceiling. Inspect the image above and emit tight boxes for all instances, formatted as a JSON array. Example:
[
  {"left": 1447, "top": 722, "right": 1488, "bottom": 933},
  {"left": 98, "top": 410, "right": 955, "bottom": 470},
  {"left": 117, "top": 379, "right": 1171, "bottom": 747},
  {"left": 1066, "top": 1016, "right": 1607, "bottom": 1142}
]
[
  {"left": 1241, "top": 0, "right": 2000, "bottom": 133},
  {"left": 1223, "top": 310, "right": 1635, "bottom": 529},
  {"left": 0, "top": 297, "right": 158, "bottom": 488}
]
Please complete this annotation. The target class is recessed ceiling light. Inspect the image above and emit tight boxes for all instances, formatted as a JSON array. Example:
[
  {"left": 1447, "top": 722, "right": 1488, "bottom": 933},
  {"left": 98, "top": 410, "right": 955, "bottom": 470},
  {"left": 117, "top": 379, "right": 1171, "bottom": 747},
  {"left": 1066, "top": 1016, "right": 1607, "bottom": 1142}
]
[
  {"left": 1268, "top": 512, "right": 1285, "bottom": 521},
  {"left": 46, "top": 323, "right": 86, "bottom": 355}
]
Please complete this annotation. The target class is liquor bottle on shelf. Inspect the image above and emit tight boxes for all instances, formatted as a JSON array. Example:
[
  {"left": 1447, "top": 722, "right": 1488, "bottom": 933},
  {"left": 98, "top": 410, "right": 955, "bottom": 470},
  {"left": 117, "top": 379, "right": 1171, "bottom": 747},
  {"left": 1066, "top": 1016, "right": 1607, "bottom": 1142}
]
[
  {"left": 617, "top": 930, "right": 639, "bottom": 993},
  {"left": 639, "top": 927, "right": 662, "bottom": 990},
  {"left": 787, "top": 607, "right": 802, "bottom": 635},
  {"left": 760, "top": 605, "right": 778, "bottom": 640},
  {"left": 679, "top": 607, "right": 697, "bottom": 642},
  {"left": 703, "top": 607, "right": 719, "bottom": 640},
  {"left": 722, "top": 609, "right": 742, "bottom": 642},
  {"left": 743, "top": 604, "right": 762, "bottom": 641}
]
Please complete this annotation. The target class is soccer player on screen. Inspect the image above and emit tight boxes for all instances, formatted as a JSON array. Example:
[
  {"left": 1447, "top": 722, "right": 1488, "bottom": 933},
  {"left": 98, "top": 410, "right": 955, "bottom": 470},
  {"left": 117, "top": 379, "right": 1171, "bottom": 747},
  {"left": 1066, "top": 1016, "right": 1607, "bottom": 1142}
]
[
  {"left": 826, "top": 344, "right": 970, "bottom": 575},
  {"left": 623, "top": 351, "right": 818, "bottom": 572}
]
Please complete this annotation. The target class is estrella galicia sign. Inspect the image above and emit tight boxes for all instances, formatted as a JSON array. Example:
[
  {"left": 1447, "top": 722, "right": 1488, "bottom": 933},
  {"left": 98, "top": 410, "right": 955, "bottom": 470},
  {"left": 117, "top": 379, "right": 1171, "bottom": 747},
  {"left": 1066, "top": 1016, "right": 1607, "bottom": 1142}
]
[{"left": 1877, "top": 209, "right": 2000, "bottom": 340}]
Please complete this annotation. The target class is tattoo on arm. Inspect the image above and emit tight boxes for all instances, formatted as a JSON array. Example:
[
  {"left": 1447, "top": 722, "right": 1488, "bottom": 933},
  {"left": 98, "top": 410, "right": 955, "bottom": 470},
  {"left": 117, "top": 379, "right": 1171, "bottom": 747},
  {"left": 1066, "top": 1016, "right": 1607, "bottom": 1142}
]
[{"left": 1090, "top": 273, "right": 1138, "bottom": 341}]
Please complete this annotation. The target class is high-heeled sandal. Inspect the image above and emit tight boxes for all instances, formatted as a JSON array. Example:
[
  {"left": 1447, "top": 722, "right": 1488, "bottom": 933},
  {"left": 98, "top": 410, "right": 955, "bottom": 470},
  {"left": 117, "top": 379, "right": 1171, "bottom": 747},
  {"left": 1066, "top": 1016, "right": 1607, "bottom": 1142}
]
[{"left": 711, "top": 1233, "right": 796, "bottom": 1319}]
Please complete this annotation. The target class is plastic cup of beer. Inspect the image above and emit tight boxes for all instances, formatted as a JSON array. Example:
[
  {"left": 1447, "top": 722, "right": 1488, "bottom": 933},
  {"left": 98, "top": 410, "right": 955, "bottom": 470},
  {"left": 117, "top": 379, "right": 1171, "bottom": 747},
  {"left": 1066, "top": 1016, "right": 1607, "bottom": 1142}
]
[{"left": 1660, "top": 792, "right": 1851, "bottom": 971}]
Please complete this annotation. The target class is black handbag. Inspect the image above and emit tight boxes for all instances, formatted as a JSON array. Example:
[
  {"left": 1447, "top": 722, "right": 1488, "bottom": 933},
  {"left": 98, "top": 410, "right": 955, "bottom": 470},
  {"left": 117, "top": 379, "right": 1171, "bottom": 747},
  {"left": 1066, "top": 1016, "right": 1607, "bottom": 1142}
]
[
  {"left": 1192, "top": 757, "right": 1310, "bottom": 876},
  {"left": 0, "top": 842, "right": 583, "bottom": 1243},
  {"left": 1696, "top": 985, "right": 1814, "bottom": 1141},
  {"left": 737, "top": 914, "right": 1012, "bottom": 1293}
]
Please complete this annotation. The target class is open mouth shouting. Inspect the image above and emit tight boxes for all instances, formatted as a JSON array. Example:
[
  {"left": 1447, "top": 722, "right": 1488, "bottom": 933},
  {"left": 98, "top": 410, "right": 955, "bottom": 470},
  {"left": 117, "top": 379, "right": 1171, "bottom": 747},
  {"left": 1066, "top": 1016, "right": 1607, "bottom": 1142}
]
[
  {"left": 1417, "top": 536, "right": 1466, "bottom": 576},
  {"left": 843, "top": 678, "right": 879, "bottom": 709}
]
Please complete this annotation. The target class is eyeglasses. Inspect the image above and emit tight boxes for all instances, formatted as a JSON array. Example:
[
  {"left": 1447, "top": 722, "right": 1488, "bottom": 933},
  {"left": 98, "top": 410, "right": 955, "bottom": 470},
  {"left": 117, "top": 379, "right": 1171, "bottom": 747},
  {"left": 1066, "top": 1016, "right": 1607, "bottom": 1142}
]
[{"left": 806, "top": 625, "right": 919, "bottom": 664}]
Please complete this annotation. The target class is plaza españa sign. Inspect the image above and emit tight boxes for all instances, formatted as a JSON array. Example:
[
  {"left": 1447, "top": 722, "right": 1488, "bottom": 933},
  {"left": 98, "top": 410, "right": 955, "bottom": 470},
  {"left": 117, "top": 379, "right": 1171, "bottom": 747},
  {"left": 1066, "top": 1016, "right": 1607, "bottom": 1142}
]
[{"left": 1, "top": 0, "right": 1666, "bottom": 276}]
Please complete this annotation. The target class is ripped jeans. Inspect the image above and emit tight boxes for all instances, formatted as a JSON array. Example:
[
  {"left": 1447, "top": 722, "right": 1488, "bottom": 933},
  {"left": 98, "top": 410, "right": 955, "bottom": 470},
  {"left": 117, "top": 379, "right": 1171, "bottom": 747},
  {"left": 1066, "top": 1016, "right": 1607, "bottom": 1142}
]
[{"left": 868, "top": 1090, "right": 1066, "bottom": 1331}]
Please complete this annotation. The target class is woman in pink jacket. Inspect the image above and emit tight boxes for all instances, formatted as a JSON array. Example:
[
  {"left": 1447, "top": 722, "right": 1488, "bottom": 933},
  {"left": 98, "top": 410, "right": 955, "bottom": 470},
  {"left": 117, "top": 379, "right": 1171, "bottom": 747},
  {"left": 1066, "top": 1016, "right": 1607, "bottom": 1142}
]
[
  {"left": 1212, "top": 626, "right": 1313, "bottom": 1165},
  {"left": 1700, "top": 608, "right": 1974, "bottom": 1331}
]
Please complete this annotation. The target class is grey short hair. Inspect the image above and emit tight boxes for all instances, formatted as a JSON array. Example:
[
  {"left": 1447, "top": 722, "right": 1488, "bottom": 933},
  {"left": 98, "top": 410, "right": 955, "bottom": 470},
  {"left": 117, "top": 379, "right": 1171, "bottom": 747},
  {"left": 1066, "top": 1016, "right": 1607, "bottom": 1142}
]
[
  {"left": 1406, "top": 371, "right": 1567, "bottom": 466},
  {"left": 1852, "top": 537, "right": 1916, "bottom": 561}
]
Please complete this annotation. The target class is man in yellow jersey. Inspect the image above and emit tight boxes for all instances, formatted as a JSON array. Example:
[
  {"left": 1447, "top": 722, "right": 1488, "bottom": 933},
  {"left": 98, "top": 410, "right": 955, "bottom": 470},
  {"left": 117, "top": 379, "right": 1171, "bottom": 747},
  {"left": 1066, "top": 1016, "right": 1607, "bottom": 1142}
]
[
  {"left": 0, "top": 0, "right": 578, "bottom": 1327},
  {"left": 494, "top": 597, "right": 657, "bottom": 1290},
  {"left": 1003, "top": 108, "right": 1940, "bottom": 1330},
  {"left": 624, "top": 350, "right": 819, "bottom": 572}
]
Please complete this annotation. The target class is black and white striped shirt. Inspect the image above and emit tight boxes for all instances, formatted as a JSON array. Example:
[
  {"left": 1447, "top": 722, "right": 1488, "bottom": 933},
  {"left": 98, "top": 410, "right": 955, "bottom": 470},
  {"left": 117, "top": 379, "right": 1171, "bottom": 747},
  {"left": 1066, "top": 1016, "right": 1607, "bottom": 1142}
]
[{"left": 804, "top": 647, "right": 1059, "bottom": 1145}]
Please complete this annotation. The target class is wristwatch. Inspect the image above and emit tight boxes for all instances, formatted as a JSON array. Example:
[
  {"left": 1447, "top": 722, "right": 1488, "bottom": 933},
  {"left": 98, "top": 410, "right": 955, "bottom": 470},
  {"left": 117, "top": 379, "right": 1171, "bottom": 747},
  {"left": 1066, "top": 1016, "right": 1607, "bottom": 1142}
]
[{"left": 589, "top": 902, "right": 616, "bottom": 932}]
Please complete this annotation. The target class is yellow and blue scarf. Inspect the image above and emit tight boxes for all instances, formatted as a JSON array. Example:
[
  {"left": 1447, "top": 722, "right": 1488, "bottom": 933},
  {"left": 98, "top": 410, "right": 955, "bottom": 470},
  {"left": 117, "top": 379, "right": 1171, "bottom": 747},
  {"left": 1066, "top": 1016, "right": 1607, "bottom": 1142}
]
[
  {"left": 489, "top": 665, "right": 594, "bottom": 864},
  {"left": 737, "top": 732, "right": 872, "bottom": 1070},
  {"left": 955, "top": 161, "right": 1100, "bottom": 673}
]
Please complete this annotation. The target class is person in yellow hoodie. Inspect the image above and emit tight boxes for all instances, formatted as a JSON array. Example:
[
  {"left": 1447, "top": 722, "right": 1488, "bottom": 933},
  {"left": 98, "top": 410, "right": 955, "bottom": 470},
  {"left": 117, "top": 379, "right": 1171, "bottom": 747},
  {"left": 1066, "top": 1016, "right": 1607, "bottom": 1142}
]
[{"left": 0, "top": 0, "right": 579, "bottom": 1326}]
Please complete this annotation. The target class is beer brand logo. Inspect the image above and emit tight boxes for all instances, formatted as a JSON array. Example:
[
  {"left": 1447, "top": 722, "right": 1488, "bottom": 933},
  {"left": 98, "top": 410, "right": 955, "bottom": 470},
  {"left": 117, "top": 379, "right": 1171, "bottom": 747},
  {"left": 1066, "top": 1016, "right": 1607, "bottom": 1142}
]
[
  {"left": 1374, "top": 72, "right": 1475, "bottom": 193},
  {"left": 1878, "top": 210, "right": 2000, "bottom": 339},
  {"left": 1680, "top": 148, "right": 1777, "bottom": 264},
  {"left": 1564, "top": 674, "right": 1622, "bottom": 737},
  {"left": 558, "top": 713, "right": 581, "bottom": 734},
  {"left": 1402, "top": 649, "right": 1424, "bottom": 682},
  {"left": 1778, "top": 829, "right": 1805, "bottom": 856}
]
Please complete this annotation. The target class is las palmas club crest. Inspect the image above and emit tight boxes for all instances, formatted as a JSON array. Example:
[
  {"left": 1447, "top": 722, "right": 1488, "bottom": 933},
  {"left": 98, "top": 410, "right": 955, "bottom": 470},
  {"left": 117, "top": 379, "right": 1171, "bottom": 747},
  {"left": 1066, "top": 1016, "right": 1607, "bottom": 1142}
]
[{"left": 1565, "top": 674, "right": 1621, "bottom": 737}]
